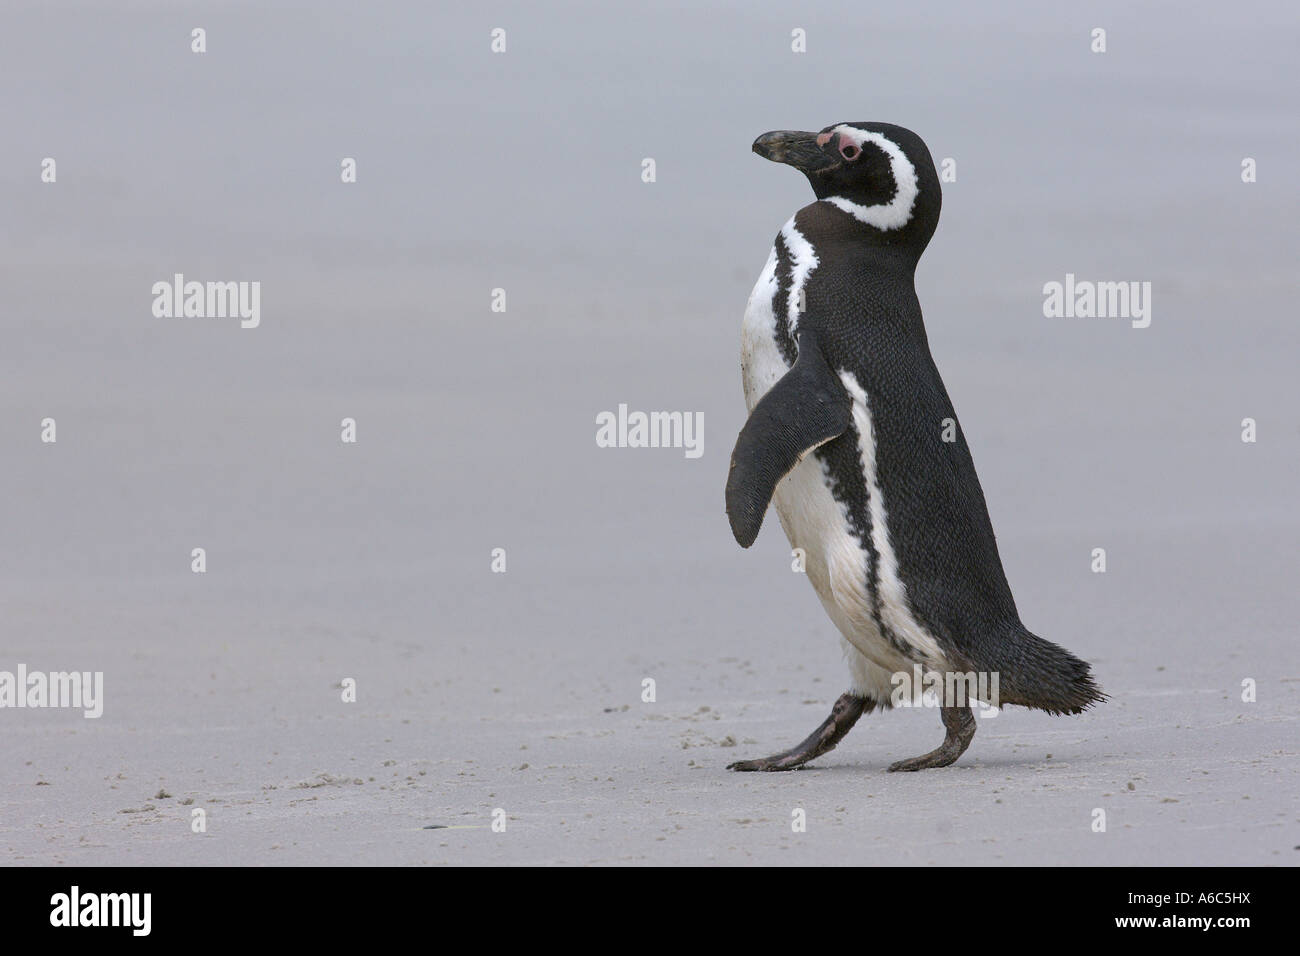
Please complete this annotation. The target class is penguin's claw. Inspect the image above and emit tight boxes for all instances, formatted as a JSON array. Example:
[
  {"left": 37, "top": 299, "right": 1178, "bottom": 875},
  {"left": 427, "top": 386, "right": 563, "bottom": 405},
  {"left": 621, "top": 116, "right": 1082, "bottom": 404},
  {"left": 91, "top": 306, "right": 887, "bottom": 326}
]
[
  {"left": 727, "top": 756, "right": 806, "bottom": 772},
  {"left": 887, "top": 749, "right": 961, "bottom": 772},
  {"left": 727, "top": 693, "right": 867, "bottom": 772},
  {"left": 887, "top": 705, "right": 976, "bottom": 772}
]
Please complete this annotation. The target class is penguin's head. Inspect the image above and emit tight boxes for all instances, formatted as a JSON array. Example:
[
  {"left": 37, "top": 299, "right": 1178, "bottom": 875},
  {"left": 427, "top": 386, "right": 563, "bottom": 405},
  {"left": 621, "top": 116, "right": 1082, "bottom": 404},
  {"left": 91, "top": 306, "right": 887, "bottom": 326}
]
[{"left": 752, "top": 122, "right": 940, "bottom": 244}]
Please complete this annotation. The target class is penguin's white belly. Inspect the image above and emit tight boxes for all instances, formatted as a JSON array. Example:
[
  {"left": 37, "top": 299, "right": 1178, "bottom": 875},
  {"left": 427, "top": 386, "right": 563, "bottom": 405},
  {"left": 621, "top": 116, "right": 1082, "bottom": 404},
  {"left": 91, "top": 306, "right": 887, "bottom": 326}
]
[{"left": 741, "top": 261, "right": 914, "bottom": 698}]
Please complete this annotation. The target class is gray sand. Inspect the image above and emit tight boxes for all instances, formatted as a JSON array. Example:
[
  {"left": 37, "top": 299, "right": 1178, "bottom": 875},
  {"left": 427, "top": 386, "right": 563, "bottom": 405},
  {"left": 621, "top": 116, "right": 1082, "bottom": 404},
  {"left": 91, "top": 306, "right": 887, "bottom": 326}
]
[{"left": 2, "top": 1, "right": 1297, "bottom": 865}]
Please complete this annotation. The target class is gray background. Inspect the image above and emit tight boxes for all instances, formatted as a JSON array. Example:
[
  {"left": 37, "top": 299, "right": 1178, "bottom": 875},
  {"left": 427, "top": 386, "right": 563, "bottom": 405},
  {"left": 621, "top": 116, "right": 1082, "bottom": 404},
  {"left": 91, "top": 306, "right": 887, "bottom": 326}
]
[{"left": 2, "top": 0, "right": 1296, "bottom": 865}]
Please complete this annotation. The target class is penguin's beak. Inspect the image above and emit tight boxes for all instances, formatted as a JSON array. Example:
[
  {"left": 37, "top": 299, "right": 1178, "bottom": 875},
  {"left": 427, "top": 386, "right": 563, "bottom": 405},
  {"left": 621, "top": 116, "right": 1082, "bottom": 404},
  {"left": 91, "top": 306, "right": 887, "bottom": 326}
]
[{"left": 752, "top": 130, "right": 836, "bottom": 173}]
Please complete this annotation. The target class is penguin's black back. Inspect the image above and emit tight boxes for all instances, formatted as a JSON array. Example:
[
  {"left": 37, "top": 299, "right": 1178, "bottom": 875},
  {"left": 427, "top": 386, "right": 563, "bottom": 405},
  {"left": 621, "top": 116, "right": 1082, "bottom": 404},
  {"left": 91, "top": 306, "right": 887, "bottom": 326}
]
[{"left": 795, "top": 200, "right": 1102, "bottom": 713}]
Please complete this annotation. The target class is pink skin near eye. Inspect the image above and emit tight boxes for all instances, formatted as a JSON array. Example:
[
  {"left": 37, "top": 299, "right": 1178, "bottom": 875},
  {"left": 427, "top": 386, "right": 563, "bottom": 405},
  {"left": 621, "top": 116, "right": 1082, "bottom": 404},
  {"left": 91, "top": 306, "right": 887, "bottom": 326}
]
[{"left": 817, "top": 131, "right": 860, "bottom": 160}]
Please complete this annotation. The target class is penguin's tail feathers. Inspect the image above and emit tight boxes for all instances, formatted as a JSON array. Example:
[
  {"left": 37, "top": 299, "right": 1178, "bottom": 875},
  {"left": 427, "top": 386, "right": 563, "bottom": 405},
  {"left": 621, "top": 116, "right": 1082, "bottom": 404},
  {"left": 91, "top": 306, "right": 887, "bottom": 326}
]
[{"left": 990, "top": 628, "right": 1105, "bottom": 715}]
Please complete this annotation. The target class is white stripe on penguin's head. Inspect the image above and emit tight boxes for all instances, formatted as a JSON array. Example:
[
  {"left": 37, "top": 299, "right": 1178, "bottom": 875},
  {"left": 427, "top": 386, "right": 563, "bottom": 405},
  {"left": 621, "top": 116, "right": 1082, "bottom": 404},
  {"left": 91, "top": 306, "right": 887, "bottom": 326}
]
[{"left": 823, "top": 125, "right": 919, "bottom": 231}]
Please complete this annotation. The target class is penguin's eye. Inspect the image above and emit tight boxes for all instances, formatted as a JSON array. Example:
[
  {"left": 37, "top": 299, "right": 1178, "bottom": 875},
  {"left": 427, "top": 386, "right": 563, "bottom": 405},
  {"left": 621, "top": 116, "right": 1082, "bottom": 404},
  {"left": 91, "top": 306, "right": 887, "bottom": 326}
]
[{"left": 840, "top": 143, "right": 860, "bottom": 161}]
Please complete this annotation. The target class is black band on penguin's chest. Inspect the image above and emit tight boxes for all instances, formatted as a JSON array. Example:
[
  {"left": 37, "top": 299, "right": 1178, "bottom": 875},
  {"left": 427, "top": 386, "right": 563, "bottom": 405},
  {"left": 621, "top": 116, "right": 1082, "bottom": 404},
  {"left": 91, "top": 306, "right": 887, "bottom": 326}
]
[{"left": 771, "top": 232, "right": 799, "bottom": 367}]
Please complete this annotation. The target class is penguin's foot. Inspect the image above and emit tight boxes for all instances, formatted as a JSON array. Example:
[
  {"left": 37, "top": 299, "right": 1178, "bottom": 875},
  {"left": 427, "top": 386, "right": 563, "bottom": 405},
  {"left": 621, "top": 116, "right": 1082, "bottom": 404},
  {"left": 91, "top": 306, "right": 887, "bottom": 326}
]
[
  {"left": 727, "top": 693, "right": 866, "bottom": 772},
  {"left": 888, "top": 704, "right": 976, "bottom": 772}
]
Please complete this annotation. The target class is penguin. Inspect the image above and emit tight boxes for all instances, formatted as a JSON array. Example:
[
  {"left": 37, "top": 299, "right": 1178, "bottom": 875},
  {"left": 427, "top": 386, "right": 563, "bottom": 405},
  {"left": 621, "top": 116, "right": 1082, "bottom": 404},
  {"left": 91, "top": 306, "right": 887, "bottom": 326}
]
[{"left": 726, "top": 122, "right": 1103, "bottom": 772}]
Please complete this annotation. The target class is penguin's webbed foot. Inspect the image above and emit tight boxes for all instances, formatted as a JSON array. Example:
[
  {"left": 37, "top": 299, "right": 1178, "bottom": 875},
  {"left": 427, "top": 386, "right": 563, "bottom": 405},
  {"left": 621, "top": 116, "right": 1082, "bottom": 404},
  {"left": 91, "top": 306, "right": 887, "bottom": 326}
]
[
  {"left": 887, "top": 704, "right": 976, "bottom": 772},
  {"left": 727, "top": 692, "right": 866, "bottom": 772}
]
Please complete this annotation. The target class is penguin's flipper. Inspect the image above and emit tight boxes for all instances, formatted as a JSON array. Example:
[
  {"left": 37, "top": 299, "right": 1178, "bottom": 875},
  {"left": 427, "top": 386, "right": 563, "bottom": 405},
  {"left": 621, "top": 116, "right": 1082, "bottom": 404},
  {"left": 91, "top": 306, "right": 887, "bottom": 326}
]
[{"left": 726, "top": 330, "right": 851, "bottom": 548}]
